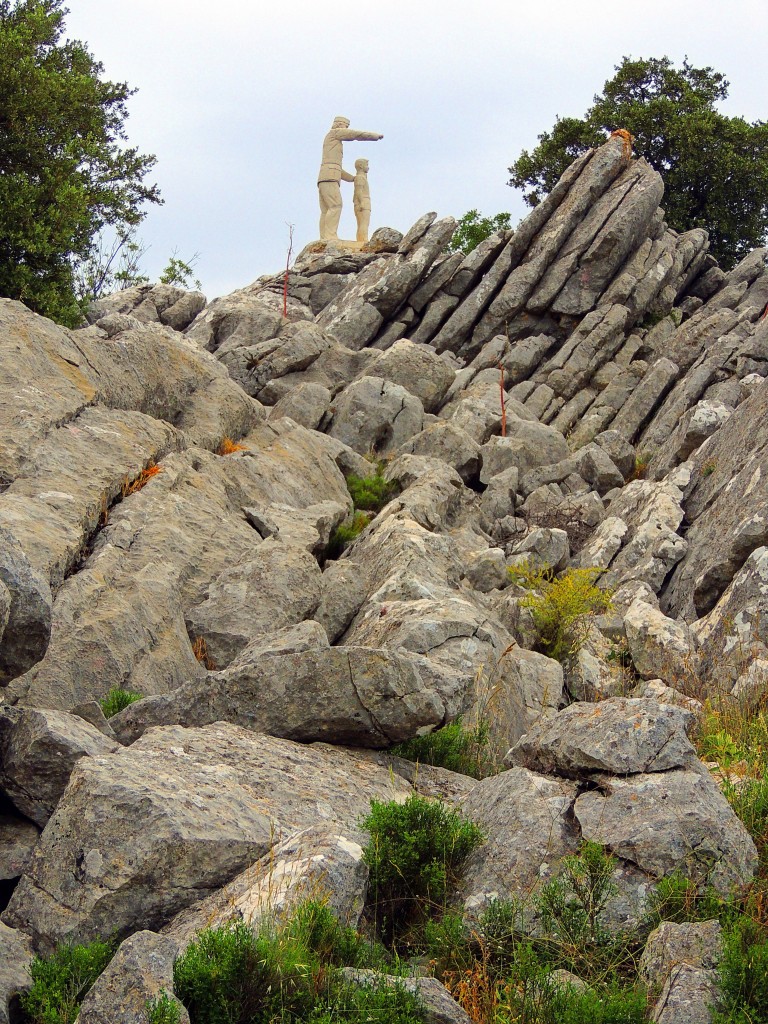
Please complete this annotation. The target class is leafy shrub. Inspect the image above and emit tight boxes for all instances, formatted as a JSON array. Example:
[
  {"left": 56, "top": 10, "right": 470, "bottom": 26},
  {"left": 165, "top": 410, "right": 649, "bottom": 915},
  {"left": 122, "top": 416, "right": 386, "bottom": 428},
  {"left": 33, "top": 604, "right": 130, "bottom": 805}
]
[
  {"left": 362, "top": 794, "right": 485, "bottom": 943},
  {"left": 99, "top": 687, "right": 143, "bottom": 719},
  {"left": 390, "top": 719, "right": 493, "bottom": 779},
  {"left": 513, "top": 566, "right": 613, "bottom": 663},
  {"left": 723, "top": 775, "right": 768, "bottom": 871},
  {"left": 647, "top": 872, "right": 725, "bottom": 926},
  {"left": 173, "top": 901, "right": 417, "bottom": 1024},
  {"left": 20, "top": 938, "right": 116, "bottom": 1024},
  {"left": 346, "top": 469, "right": 397, "bottom": 512},
  {"left": 537, "top": 842, "right": 618, "bottom": 949},
  {"left": 146, "top": 991, "right": 182, "bottom": 1024}
]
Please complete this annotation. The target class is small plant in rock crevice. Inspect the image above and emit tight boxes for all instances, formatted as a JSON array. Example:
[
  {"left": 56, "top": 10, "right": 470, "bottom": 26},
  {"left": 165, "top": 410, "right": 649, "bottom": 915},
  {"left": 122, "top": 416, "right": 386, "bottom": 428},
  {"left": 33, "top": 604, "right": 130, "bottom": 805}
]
[
  {"left": 345, "top": 468, "right": 398, "bottom": 512},
  {"left": 99, "top": 687, "right": 143, "bottom": 719},
  {"left": 390, "top": 718, "right": 494, "bottom": 780},
  {"left": 146, "top": 991, "right": 182, "bottom": 1024},
  {"left": 121, "top": 461, "right": 162, "bottom": 497},
  {"left": 508, "top": 563, "right": 613, "bottom": 664}
]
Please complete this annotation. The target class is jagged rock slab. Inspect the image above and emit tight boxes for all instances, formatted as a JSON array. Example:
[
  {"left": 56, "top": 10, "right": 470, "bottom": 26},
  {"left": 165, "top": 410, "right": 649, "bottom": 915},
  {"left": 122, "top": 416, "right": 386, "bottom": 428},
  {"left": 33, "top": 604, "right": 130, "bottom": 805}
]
[{"left": 2, "top": 723, "right": 412, "bottom": 950}]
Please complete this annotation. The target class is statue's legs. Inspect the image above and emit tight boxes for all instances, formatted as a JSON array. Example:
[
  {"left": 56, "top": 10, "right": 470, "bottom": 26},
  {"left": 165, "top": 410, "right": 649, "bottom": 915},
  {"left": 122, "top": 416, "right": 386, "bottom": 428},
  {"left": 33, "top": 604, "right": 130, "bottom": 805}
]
[
  {"left": 318, "top": 181, "right": 342, "bottom": 240},
  {"left": 355, "top": 206, "right": 371, "bottom": 244}
]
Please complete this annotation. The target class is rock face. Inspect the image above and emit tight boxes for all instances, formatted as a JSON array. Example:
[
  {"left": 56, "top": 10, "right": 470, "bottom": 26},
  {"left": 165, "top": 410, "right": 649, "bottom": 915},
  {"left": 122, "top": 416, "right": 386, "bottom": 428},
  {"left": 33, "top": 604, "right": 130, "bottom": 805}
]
[{"left": 2, "top": 136, "right": 768, "bottom": 1015}]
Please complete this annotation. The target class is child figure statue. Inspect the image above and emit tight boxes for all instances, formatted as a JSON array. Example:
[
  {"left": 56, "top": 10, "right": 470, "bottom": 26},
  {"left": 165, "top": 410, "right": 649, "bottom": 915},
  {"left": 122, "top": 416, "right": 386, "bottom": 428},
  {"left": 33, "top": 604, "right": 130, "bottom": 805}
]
[{"left": 353, "top": 158, "right": 372, "bottom": 244}]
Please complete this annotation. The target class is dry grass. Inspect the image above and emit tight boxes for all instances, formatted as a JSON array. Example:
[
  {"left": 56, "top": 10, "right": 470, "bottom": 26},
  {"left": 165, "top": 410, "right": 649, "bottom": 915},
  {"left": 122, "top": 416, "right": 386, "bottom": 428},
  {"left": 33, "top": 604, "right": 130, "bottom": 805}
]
[
  {"left": 192, "top": 636, "right": 217, "bottom": 671},
  {"left": 121, "top": 461, "right": 162, "bottom": 497},
  {"left": 217, "top": 436, "right": 249, "bottom": 455}
]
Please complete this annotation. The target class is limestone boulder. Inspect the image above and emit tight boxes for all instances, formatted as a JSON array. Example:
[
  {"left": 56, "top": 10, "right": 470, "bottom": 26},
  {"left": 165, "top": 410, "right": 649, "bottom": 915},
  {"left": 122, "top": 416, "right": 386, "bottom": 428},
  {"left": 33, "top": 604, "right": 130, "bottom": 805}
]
[
  {"left": 110, "top": 644, "right": 445, "bottom": 748},
  {"left": 167, "top": 824, "right": 369, "bottom": 946},
  {"left": 399, "top": 422, "right": 482, "bottom": 484},
  {"left": 77, "top": 931, "right": 189, "bottom": 1024},
  {"left": 0, "top": 527, "right": 52, "bottom": 682},
  {"left": 0, "top": 922, "right": 33, "bottom": 1024},
  {"left": 459, "top": 768, "right": 580, "bottom": 918},
  {"left": 268, "top": 382, "right": 332, "bottom": 429},
  {"left": 505, "top": 698, "right": 697, "bottom": 778},
  {"left": 185, "top": 538, "right": 324, "bottom": 668},
  {"left": 574, "top": 768, "right": 758, "bottom": 893},
  {"left": 479, "top": 425, "right": 570, "bottom": 484},
  {"left": 624, "top": 599, "right": 694, "bottom": 683},
  {"left": 640, "top": 919, "right": 722, "bottom": 989},
  {"left": 2, "top": 723, "right": 412, "bottom": 950},
  {"left": 366, "top": 339, "right": 455, "bottom": 412},
  {"left": 650, "top": 965, "right": 719, "bottom": 1024},
  {"left": 0, "top": 814, "right": 39, "bottom": 881},
  {"left": 0, "top": 707, "right": 118, "bottom": 826},
  {"left": 327, "top": 376, "right": 425, "bottom": 456}
]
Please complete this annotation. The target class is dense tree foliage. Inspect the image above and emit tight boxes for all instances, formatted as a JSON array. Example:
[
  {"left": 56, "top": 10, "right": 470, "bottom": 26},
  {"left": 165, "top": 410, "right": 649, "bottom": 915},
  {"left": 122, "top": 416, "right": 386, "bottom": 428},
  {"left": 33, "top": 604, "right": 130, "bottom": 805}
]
[
  {"left": 448, "top": 209, "right": 512, "bottom": 255},
  {"left": 0, "top": 0, "right": 161, "bottom": 325},
  {"left": 508, "top": 57, "right": 768, "bottom": 268}
]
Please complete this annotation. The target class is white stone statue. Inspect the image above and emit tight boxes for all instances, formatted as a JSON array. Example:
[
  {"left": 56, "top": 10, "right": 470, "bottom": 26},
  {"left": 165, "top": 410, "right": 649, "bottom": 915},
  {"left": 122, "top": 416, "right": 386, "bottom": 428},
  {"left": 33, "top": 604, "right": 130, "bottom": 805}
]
[
  {"left": 353, "top": 158, "right": 371, "bottom": 243},
  {"left": 317, "top": 116, "right": 382, "bottom": 241}
]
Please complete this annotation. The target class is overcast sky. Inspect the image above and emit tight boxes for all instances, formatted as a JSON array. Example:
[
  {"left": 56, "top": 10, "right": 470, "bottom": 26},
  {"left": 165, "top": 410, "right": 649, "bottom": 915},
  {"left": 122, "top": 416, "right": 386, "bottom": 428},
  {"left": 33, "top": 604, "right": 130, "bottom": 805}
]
[{"left": 63, "top": 0, "right": 767, "bottom": 301}]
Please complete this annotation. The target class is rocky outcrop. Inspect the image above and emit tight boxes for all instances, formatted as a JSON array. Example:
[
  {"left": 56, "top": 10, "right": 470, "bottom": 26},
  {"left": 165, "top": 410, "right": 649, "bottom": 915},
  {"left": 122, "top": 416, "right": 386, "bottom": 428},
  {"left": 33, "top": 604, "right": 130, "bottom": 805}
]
[{"left": 2, "top": 134, "right": 768, "bottom": 1016}]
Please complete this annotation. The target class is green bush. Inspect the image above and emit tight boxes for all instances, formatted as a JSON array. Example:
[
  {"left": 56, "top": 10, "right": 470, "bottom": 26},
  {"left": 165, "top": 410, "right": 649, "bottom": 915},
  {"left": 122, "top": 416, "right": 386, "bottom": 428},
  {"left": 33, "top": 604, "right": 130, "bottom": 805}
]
[
  {"left": 513, "top": 565, "right": 613, "bottom": 663},
  {"left": 20, "top": 938, "right": 116, "bottom": 1024},
  {"left": 537, "top": 841, "right": 618, "bottom": 949},
  {"left": 173, "top": 901, "right": 419, "bottom": 1024},
  {"left": 346, "top": 469, "right": 397, "bottom": 513},
  {"left": 390, "top": 719, "right": 493, "bottom": 779},
  {"left": 361, "top": 794, "right": 485, "bottom": 943},
  {"left": 99, "top": 687, "right": 144, "bottom": 719},
  {"left": 646, "top": 872, "right": 725, "bottom": 927}
]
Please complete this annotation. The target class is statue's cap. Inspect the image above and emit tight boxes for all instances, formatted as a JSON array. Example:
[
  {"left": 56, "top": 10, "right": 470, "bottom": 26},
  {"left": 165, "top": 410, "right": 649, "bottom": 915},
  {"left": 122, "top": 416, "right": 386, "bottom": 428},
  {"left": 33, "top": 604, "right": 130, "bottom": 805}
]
[{"left": 333, "top": 116, "right": 350, "bottom": 126}]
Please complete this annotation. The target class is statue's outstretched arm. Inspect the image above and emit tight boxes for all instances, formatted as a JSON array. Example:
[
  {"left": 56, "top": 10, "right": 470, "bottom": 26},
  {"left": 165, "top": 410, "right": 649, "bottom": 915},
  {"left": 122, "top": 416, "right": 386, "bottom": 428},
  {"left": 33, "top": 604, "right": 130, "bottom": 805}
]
[
  {"left": 336, "top": 129, "right": 383, "bottom": 142},
  {"left": 340, "top": 169, "right": 355, "bottom": 182}
]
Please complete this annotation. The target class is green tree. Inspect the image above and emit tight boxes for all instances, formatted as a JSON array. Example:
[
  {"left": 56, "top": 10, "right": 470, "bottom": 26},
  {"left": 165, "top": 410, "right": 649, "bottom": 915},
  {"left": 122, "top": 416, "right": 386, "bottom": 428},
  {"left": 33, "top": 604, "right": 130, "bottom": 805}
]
[
  {"left": 448, "top": 209, "right": 512, "bottom": 255},
  {"left": 0, "top": 0, "right": 161, "bottom": 325},
  {"left": 508, "top": 57, "right": 768, "bottom": 268}
]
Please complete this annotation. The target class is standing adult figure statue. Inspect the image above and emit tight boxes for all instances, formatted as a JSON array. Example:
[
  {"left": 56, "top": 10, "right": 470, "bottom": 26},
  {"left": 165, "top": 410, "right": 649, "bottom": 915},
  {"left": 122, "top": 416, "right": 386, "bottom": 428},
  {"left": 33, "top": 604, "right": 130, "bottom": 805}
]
[{"left": 317, "top": 116, "right": 382, "bottom": 241}]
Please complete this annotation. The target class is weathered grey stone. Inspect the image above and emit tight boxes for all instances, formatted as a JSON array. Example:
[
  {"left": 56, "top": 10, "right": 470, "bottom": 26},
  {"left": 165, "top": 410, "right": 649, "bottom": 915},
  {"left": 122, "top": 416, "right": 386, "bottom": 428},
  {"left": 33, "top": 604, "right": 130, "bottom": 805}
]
[
  {"left": 110, "top": 645, "right": 445, "bottom": 748},
  {"left": 168, "top": 824, "right": 369, "bottom": 946},
  {"left": 480, "top": 466, "right": 520, "bottom": 520},
  {"left": 77, "top": 931, "right": 188, "bottom": 1024},
  {"left": 0, "top": 580, "right": 8, "bottom": 648},
  {"left": 510, "top": 528, "right": 570, "bottom": 572},
  {"left": 489, "top": 648, "right": 565, "bottom": 749},
  {"left": 574, "top": 768, "right": 758, "bottom": 892},
  {"left": 479, "top": 425, "right": 570, "bottom": 484},
  {"left": 185, "top": 539, "right": 323, "bottom": 668},
  {"left": 459, "top": 768, "right": 579, "bottom": 916},
  {"left": 506, "top": 697, "right": 696, "bottom": 777},
  {"left": 327, "top": 376, "right": 425, "bottom": 456},
  {"left": 341, "top": 970, "right": 473, "bottom": 1024},
  {"left": 640, "top": 919, "right": 722, "bottom": 989},
  {"left": 462, "top": 547, "right": 509, "bottom": 593},
  {"left": 650, "top": 965, "right": 719, "bottom": 1024},
  {"left": 592, "top": 430, "right": 637, "bottom": 480},
  {"left": 268, "top": 382, "right": 332, "bottom": 429},
  {"left": 624, "top": 599, "right": 694, "bottom": 682},
  {"left": 0, "top": 922, "right": 33, "bottom": 1024},
  {"left": 0, "top": 527, "right": 52, "bottom": 681},
  {"left": 0, "top": 814, "right": 39, "bottom": 880},
  {"left": 610, "top": 358, "right": 680, "bottom": 443},
  {"left": 366, "top": 340, "right": 455, "bottom": 413},
  {"left": 399, "top": 422, "right": 482, "bottom": 484},
  {"left": 0, "top": 707, "right": 118, "bottom": 826},
  {"left": 2, "top": 723, "right": 413, "bottom": 950}
]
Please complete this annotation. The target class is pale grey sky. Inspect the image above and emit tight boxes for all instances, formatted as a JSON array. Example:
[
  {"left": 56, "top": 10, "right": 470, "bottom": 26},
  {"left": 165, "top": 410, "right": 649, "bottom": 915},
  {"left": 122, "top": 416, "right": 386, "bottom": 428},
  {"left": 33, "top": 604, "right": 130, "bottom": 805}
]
[{"left": 63, "top": 0, "right": 768, "bottom": 300}]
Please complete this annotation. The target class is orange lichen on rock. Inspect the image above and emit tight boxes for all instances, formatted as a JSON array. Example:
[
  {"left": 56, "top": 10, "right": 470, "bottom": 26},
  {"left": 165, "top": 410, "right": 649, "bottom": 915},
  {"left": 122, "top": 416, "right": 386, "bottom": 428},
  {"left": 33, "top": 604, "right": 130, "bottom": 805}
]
[
  {"left": 192, "top": 636, "right": 217, "bottom": 670},
  {"left": 610, "top": 128, "right": 634, "bottom": 163}
]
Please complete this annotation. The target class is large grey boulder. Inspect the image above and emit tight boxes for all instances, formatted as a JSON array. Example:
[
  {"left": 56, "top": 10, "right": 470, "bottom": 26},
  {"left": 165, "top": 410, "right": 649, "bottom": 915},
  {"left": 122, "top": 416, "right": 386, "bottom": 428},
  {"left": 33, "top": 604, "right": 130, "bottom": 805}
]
[
  {"left": 0, "top": 922, "right": 33, "bottom": 1024},
  {"left": 167, "top": 824, "right": 369, "bottom": 946},
  {"left": 624, "top": 599, "right": 694, "bottom": 682},
  {"left": 399, "top": 422, "right": 482, "bottom": 484},
  {"left": 184, "top": 538, "right": 324, "bottom": 668},
  {"left": 0, "top": 814, "right": 39, "bottom": 882},
  {"left": 0, "top": 527, "right": 52, "bottom": 681},
  {"left": 365, "top": 339, "right": 455, "bottom": 412},
  {"left": 640, "top": 919, "right": 722, "bottom": 989},
  {"left": 2, "top": 723, "right": 412, "bottom": 950},
  {"left": 327, "top": 376, "right": 425, "bottom": 456},
  {"left": 77, "top": 931, "right": 189, "bottom": 1024},
  {"left": 574, "top": 768, "right": 758, "bottom": 893},
  {"left": 650, "top": 965, "right": 719, "bottom": 1024},
  {"left": 459, "top": 768, "right": 580, "bottom": 917},
  {"left": 506, "top": 698, "right": 697, "bottom": 778},
  {"left": 0, "top": 706, "right": 118, "bottom": 826},
  {"left": 110, "top": 644, "right": 445, "bottom": 748}
]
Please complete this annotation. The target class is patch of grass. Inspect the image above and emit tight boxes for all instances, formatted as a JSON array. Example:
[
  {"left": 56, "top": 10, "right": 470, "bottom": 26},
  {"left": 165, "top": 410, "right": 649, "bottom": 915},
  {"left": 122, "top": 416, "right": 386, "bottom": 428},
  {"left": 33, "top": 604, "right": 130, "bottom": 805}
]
[
  {"left": 362, "top": 794, "right": 485, "bottom": 946},
  {"left": 122, "top": 461, "right": 162, "bottom": 497},
  {"left": 646, "top": 871, "right": 726, "bottom": 927},
  {"left": 511, "top": 565, "right": 613, "bottom": 664},
  {"left": 627, "top": 453, "right": 651, "bottom": 481},
  {"left": 99, "top": 687, "right": 144, "bottom": 719},
  {"left": 390, "top": 719, "right": 494, "bottom": 780},
  {"left": 325, "top": 510, "right": 372, "bottom": 559},
  {"left": 714, "top": 917, "right": 768, "bottom": 1024},
  {"left": 20, "top": 938, "right": 117, "bottom": 1024},
  {"left": 345, "top": 469, "right": 398, "bottom": 513}
]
